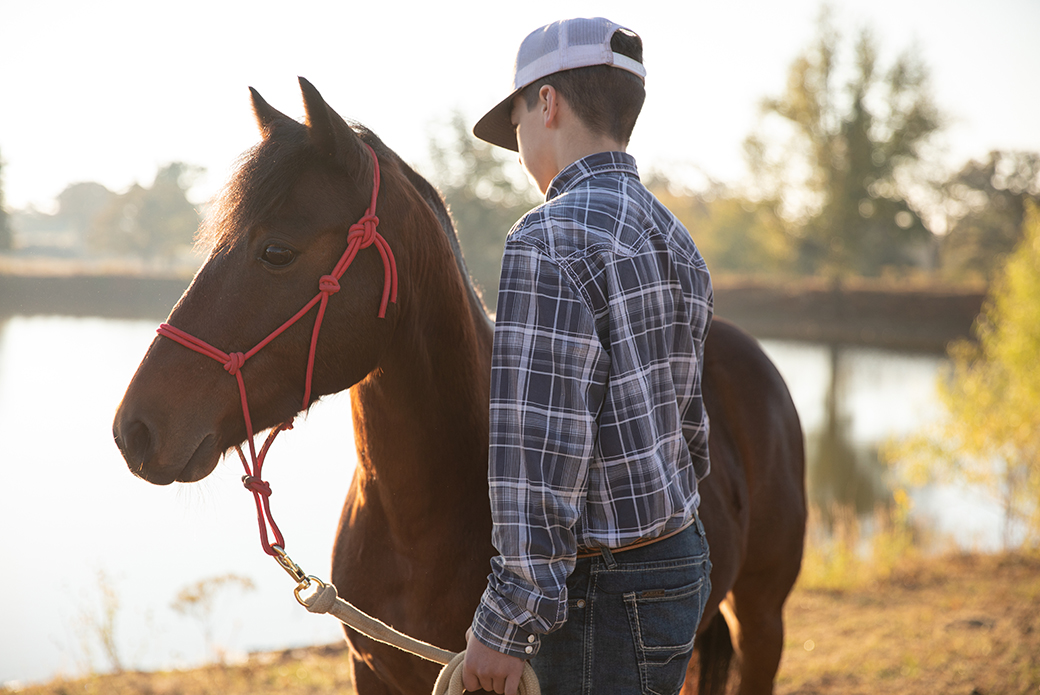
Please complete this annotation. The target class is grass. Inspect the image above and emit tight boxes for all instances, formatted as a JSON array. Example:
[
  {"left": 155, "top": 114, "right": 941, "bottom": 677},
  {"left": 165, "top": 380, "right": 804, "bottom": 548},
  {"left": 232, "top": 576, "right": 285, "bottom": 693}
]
[
  {"left": 779, "top": 551, "right": 1040, "bottom": 695},
  {"left": 780, "top": 497, "right": 1040, "bottom": 694},
  {"left": 9, "top": 504, "right": 1040, "bottom": 695},
  {"left": 6, "top": 644, "right": 357, "bottom": 695},
  {"left": 797, "top": 491, "right": 923, "bottom": 592}
]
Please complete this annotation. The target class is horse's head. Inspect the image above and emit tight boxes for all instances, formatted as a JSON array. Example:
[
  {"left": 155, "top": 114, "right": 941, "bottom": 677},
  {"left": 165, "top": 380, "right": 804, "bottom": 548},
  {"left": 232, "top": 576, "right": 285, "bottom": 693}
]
[{"left": 114, "top": 78, "right": 418, "bottom": 485}]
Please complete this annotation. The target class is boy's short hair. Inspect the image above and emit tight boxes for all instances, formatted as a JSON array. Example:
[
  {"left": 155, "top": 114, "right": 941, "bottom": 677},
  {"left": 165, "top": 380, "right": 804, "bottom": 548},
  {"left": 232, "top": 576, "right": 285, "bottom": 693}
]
[
  {"left": 473, "top": 18, "right": 647, "bottom": 152},
  {"left": 520, "top": 29, "right": 645, "bottom": 147}
]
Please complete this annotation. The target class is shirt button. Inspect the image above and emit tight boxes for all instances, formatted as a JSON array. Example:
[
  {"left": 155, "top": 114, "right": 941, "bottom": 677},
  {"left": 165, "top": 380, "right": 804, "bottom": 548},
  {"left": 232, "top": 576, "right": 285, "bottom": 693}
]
[
  {"left": 525, "top": 646, "right": 534, "bottom": 654},
  {"left": 527, "top": 635, "right": 536, "bottom": 643},
  {"left": 576, "top": 599, "right": 586, "bottom": 608}
]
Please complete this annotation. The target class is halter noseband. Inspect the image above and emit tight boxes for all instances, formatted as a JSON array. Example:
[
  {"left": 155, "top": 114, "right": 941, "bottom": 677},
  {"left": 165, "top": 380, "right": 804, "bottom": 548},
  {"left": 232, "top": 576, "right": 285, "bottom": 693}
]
[{"left": 156, "top": 143, "right": 397, "bottom": 557}]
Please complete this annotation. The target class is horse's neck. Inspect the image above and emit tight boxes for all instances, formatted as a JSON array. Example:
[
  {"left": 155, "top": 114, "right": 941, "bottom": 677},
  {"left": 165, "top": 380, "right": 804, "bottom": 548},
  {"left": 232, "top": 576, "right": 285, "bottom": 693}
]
[{"left": 349, "top": 252, "right": 494, "bottom": 538}]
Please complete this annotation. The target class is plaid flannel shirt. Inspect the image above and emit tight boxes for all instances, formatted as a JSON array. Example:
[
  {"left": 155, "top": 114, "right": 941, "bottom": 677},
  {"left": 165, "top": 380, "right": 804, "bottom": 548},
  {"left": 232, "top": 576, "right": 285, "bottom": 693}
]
[{"left": 471, "top": 152, "right": 713, "bottom": 660}]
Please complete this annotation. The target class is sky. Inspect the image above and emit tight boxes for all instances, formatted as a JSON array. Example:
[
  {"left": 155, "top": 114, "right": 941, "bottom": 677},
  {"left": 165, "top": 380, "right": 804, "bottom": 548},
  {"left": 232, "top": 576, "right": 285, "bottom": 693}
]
[{"left": 1, "top": 0, "right": 1038, "bottom": 213}]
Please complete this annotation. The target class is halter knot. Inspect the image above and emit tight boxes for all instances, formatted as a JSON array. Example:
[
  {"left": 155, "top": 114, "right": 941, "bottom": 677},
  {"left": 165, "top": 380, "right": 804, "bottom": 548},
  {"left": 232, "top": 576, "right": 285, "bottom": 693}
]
[
  {"left": 224, "top": 352, "right": 246, "bottom": 375},
  {"left": 242, "top": 475, "right": 272, "bottom": 497},
  {"left": 319, "top": 275, "right": 341, "bottom": 295},
  {"left": 155, "top": 144, "right": 385, "bottom": 560},
  {"left": 349, "top": 213, "right": 380, "bottom": 247}
]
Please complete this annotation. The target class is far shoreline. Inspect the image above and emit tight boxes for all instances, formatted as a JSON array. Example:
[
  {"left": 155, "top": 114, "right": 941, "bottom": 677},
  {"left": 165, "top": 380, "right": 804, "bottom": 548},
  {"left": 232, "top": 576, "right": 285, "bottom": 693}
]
[{"left": 0, "top": 258, "right": 986, "bottom": 352}]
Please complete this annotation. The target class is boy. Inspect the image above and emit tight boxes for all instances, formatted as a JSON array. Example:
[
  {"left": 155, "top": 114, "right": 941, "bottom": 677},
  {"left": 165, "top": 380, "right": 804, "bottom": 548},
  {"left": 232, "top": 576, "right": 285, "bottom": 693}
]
[{"left": 462, "top": 18, "right": 713, "bottom": 695}]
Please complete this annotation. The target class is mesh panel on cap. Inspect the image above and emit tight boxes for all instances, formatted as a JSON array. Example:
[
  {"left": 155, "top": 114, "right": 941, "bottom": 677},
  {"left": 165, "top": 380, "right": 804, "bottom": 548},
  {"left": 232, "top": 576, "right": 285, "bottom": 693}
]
[
  {"left": 562, "top": 17, "right": 610, "bottom": 48},
  {"left": 513, "top": 17, "right": 623, "bottom": 90},
  {"left": 515, "top": 23, "right": 560, "bottom": 79}
]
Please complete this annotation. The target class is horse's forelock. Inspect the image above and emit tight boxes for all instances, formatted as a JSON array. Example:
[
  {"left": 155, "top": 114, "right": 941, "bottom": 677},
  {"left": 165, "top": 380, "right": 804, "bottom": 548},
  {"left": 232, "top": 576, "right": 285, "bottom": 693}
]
[
  {"left": 198, "top": 119, "right": 379, "bottom": 253},
  {"left": 197, "top": 121, "right": 313, "bottom": 252}
]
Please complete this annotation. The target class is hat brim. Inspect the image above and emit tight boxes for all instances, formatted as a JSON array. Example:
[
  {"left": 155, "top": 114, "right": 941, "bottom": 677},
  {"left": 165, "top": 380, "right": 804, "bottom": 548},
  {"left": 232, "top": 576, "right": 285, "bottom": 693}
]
[{"left": 473, "top": 89, "right": 520, "bottom": 152}]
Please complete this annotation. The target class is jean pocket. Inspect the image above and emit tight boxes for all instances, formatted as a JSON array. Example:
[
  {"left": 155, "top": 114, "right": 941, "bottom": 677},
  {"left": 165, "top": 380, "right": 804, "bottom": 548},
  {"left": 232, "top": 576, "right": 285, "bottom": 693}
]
[{"left": 624, "top": 578, "right": 706, "bottom": 695}]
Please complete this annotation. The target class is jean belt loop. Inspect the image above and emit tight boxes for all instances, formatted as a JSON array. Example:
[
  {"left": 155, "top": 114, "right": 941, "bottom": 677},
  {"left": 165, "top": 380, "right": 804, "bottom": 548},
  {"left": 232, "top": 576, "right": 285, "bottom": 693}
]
[{"left": 599, "top": 545, "right": 617, "bottom": 569}]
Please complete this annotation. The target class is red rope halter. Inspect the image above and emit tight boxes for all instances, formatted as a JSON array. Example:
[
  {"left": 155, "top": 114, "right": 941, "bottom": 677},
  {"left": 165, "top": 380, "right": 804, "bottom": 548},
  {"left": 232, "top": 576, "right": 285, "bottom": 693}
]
[{"left": 156, "top": 143, "right": 396, "bottom": 556}]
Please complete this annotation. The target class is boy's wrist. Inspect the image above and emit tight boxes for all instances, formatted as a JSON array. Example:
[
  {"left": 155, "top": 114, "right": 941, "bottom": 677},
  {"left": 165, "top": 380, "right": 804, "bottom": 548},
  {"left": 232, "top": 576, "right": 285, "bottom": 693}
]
[{"left": 471, "top": 598, "right": 542, "bottom": 659}]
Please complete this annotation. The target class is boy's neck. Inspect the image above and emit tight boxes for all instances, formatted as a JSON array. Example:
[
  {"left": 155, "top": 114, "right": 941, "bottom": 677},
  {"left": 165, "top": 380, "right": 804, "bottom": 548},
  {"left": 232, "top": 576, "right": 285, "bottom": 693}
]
[{"left": 550, "top": 128, "right": 626, "bottom": 178}]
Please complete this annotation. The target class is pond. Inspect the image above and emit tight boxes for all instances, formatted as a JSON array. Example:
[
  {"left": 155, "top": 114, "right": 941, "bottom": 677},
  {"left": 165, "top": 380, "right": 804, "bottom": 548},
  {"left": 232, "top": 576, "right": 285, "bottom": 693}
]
[{"left": 0, "top": 314, "right": 1004, "bottom": 686}]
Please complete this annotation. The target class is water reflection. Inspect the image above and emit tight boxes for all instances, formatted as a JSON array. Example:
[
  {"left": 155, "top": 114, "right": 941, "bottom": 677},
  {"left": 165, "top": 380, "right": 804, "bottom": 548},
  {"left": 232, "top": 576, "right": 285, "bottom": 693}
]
[
  {"left": 809, "top": 343, "right": 889, "bottom": 522},
  {"left": 759, "top": 339, "right": 949, "bottom": 531}
]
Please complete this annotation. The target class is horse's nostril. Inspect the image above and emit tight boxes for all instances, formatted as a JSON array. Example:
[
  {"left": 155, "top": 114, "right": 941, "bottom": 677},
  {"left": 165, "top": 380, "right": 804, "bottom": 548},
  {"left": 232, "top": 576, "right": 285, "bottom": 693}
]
[{"left": 117, "top": 419, "right": 153, "bottom": 473}]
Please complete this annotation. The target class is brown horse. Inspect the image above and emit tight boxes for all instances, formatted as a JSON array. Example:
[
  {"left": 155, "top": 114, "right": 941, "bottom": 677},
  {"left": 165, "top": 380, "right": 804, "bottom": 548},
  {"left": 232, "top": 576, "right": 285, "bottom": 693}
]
[{"left": 113, "top": 79, "right": 805, "bottom": 695}]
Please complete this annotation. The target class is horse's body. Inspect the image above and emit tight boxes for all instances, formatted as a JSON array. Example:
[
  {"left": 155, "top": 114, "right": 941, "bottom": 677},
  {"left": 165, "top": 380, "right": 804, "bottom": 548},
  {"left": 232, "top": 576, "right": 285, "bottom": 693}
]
[{"left": 113, "top": 79, "right": 805, "bottom": 695}]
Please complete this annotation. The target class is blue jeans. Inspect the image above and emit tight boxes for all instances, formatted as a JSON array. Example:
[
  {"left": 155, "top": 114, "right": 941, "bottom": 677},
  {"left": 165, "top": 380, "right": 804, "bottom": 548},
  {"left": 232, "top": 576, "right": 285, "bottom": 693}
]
[{"left": 531, "top": 514, "right": 711, "bottom": 695}]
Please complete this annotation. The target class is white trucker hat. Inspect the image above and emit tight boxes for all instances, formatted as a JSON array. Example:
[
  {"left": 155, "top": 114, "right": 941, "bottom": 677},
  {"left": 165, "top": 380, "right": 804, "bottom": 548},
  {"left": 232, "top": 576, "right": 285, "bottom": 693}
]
[{"left": 473, "top": 17, "right": 646, "bottom": 152}]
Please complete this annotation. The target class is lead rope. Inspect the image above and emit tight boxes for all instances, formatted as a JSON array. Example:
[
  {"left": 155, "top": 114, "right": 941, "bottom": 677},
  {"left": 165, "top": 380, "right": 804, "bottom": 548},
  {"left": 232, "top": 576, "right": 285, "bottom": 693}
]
[
  {"left": 155, "top": 144, "right": 538, "bottom": 695},
  {"left": 298, "top": 578, "right": 540, "bottom": 695}
]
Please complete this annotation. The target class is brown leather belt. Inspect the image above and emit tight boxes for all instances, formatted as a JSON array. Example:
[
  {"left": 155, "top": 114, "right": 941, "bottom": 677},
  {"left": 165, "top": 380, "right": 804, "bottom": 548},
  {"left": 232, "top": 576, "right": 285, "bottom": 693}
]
[{"left": 575, "top": 518, "right": 696, "bottom": 559}]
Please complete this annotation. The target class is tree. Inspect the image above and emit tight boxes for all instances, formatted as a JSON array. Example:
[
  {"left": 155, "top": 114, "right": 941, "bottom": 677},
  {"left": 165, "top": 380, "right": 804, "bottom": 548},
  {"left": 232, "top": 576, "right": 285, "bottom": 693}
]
[
  {"left": 57, "top": 181, "right": 115, "bottom": 236},
  {"left": 939, "top": 151, "right": 1040, "bottom": 280},
  {"left": 744, "top": 12, "right": 942, "bottom": 277},
  {"left": 0, "top": 147, "right": 13, "bottom": 251},
  {"left": 888, "top": 203, "right": 1040, "bottom": 548},
  {"left": 941, "top": 201, "right": 1040, "bottom": 546},
  {"left": 87, "top": 162, "right": 203, "bottom": 259},
  {"left": 646, "top": 174, "right": 795, "bottom": 275},
  {"left": 427, "top": 112, "right": 541, "bottom": 310}
]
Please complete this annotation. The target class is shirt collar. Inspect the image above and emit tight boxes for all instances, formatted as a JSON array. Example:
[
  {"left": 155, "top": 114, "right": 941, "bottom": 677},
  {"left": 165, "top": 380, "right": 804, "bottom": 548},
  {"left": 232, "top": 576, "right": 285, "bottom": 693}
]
[{"left": 545, "top": 151, "right": 640, "bottom": 200}]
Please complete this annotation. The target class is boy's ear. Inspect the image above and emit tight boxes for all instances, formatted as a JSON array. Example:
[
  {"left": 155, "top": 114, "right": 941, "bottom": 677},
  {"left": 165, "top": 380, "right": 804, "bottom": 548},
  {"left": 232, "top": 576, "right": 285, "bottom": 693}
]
[{"left": 542, "top": 85, "right": 560, "bottom": 126}]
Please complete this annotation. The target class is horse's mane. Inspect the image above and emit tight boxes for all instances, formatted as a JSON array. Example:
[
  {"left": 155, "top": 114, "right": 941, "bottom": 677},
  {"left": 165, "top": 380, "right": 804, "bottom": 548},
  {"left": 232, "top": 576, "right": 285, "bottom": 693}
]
[
  {"left": 197, "top": 120, "right": 489, "bottom": 318},
  {"left": 353, "top": 126, "right": 489, "bottom": 316},
  {"left": 386, "top": 145, "right": 492, "bottom": 318}
]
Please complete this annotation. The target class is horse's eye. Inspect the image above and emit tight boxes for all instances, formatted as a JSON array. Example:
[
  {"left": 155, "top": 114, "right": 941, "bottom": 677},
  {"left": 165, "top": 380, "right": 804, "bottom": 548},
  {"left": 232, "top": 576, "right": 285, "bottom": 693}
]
[{"left": 261, "top": 244, "right": 296, "bottom": 267}]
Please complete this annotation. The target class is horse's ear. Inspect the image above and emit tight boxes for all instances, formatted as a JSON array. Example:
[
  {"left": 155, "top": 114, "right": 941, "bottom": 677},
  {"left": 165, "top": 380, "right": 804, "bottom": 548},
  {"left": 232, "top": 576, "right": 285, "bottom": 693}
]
[
  {"left": 250, "top": 87, "right": 289, "bottom": 139},
  {"left": 299, "top": 76, "right": 367, "bottom": 170}
]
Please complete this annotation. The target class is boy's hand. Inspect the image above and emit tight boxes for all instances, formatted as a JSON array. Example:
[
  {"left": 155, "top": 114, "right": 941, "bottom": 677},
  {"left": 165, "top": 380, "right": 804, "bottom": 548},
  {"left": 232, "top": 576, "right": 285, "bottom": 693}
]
[{"left": 461, "top": 629, "right": 526, "bottom": 695}]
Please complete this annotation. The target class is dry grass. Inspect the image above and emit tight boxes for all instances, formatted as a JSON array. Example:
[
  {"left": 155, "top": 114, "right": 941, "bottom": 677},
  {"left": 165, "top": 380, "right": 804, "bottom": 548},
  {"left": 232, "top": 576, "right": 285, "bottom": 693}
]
[
  {"left": 7, "top": 644, "right": 356, "bottom": 695},
  {"left": 779, "top": 551, "right": 1040, "bottom": 695},
  {"left": 797, "top": 495, "right": 924, "bottom": 592},
  {"left": 10, "top": 551, "right": 1039, "bottom": 695}
]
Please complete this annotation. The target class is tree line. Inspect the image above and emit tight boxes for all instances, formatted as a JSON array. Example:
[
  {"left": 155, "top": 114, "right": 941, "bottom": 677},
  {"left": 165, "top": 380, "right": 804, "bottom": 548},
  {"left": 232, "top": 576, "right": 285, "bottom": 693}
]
[
  {"left": 2, "top": 161, "right": 203, "bottom": 262},
  {"left": 3, "top": 17, "right": 1036, "bottom": 294}
]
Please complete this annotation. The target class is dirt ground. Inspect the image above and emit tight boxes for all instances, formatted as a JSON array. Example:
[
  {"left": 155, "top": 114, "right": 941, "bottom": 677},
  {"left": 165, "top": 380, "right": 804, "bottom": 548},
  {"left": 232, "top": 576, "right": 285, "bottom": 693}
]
[
  {"left": 9, "top": 552, "right": 1039, "bottom": 695},
  {"left": 776, "top": 552, "right": 1040, "bottom": 695}
]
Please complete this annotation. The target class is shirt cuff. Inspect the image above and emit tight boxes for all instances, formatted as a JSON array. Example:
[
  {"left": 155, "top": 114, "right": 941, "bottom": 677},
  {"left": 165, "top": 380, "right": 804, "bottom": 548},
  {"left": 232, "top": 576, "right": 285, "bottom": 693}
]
[{"left": 470, "top": 587, "right": 542, "bottom": 660}]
